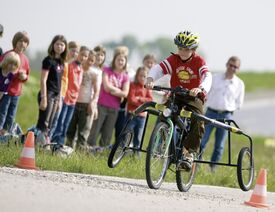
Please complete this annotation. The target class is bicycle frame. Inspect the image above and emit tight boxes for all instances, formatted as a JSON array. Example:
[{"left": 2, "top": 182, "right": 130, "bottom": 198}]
[
  {"left": 108, "top": 85, "right": 254, "bottom": 191},
  {"left": 109, "top": 85, "right": 254, "bottom": 191},
  {"left": 121, "top": 83, "right": 253, "bottom": 166},
  {"left": 133, "top": 94, "right": 191, "bottom": 165},
  {"left": 131, "top": 98, "right": 253, "bottom": 169}
]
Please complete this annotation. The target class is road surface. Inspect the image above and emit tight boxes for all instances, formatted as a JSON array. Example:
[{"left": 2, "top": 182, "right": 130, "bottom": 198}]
[
  {"left": 0, "top": 167, "right": 274, "bottom": 212},
  {"left": 233, "top": 91, "right": 275, "bottom": 137}
]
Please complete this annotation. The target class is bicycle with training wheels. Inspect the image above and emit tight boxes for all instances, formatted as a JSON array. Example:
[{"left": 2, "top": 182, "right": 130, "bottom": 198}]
[{"left": 108, "top": 86, "right": 254, "bottom": 192}]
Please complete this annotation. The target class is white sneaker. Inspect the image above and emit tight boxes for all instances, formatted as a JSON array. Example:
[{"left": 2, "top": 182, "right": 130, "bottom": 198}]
[{"left": 55, "top": 145, "right": 74, "bottom": 157}]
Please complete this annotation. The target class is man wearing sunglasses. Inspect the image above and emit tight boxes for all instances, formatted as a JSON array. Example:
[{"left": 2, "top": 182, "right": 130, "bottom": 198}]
[{"left": 200, "top": 56, "right": 245, "bottom": 171}]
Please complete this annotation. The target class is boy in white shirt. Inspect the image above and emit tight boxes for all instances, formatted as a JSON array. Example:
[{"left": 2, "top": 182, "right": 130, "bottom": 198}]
[{"left": 66, "top": 50, "right": 101, "bottom": 150}]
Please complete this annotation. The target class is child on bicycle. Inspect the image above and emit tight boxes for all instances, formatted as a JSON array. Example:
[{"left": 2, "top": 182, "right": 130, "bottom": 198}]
[{"left": 145, "top": 30, "right": 212, "bottom": 170}]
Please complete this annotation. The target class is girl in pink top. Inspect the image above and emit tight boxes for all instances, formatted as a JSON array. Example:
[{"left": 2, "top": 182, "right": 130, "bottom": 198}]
[
  {"left": 51, "top": 46, "right": 89, "bottom": 149},
  {"left": 88, "top": 49, "right": 129, "bottom": 148}
]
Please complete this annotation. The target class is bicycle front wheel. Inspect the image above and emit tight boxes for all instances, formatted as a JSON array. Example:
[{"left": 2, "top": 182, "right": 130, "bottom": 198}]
[
  {"left": 176, "top": 162, "right": 197, "bottom": 192},
  {"left": 146, "top": 122, "right": 171, "bottom": 189},
  {"left": 108, "top": 129, "right": 134, "bottom": 168}
]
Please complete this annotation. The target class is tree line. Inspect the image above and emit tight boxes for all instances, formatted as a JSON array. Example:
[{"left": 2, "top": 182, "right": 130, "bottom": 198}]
[{"left": 26, "top": 34, "right": 177, "bottom": 71}]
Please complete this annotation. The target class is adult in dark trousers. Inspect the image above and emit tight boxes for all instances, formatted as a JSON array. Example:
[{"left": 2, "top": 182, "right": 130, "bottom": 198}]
[{"left": 200, "top": 56, "right": 245, "bottom": 171}]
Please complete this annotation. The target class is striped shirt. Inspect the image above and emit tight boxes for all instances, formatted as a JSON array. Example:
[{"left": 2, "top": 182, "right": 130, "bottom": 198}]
[{"left": 160, "top": 53, "right": 208, "bottom": 89}]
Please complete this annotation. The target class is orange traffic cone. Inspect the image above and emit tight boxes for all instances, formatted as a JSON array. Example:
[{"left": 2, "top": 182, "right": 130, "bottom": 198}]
[
  {"left": 16, "top": 131, "right": 37, "bottom": 170},
  {"left": 244, "top": 168, "right": 270, "bottom": 208}
]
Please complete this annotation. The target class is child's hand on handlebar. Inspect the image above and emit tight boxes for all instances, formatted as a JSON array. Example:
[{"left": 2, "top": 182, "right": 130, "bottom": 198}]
[
  {"left": 145, "top": 77, "right": 154, "bottom": 89},
  {"left": 189, "top": 87, "right": 203, "bottom": 97}
]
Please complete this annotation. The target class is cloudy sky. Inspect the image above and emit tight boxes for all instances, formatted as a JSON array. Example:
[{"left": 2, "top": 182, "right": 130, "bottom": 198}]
[{"left": 1, "top": 0, "right": 275, "bottom": 71}]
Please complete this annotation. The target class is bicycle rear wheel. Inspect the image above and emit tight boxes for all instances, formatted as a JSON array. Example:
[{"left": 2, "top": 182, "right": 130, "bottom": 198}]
[
  {"left": 145, "top": 122, "right": 171, "bottom": 189},
  {"left": 108, "top": 129, "right": 134, "bottom": 168},
  {"left": 176, "top": 162, "right": 197, "bottom": 192},
  {"left": 237, "top": 147, "right": 254, "bottom": 191}
]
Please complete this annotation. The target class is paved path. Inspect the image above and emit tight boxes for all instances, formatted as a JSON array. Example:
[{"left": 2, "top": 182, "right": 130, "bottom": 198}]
[
  {"left": 234, "top": 91, "right": 275, "bottom": 137},
  {"left": 1, "top": 167, "right": 274, "bottom": 212}
]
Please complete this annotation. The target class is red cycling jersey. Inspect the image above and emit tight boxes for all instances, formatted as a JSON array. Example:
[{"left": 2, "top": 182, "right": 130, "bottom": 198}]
[{"left": 159, "top": 52, "right": 208, "bottom": 90}]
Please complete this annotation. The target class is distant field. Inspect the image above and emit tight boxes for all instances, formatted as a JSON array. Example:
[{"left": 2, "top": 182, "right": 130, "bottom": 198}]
[{"left": 238, "top": 72, "right": 275, "bottom": 92}]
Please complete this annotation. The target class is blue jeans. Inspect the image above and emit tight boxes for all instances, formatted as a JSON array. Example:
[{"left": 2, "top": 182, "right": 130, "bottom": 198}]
[
  {"left": 200, "top": 108, "right": 233, "bottom": 165},
  {"left": 126, "top": 114, "right": 146, "bottom": 149},
  {"left": 0, "top": 95, "right": 19, "bottom": 132},
  {"left": 48, "top": 98, "right": 64, "bottom": 139},
  {"left": 51, "top": 103, "right": 75, "bottom": 146}
]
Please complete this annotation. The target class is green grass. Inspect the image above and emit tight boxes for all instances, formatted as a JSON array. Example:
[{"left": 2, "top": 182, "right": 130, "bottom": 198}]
[
  {"left": 15, "top": 71, "right": 40, "bottom": 131},
  {"left": 1, "top": 70, "right": 275, "bottom": 192},
  {"left": 238, "top": 72, "right": 275, "bottom": 92},
  {"left": 0, "top": 130, "right": 274, "bottom": 192}
]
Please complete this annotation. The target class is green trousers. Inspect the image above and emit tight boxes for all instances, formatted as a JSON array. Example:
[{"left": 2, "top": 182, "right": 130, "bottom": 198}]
[{"left": 175, "top": 95, "right": 205, "bottom": 153}]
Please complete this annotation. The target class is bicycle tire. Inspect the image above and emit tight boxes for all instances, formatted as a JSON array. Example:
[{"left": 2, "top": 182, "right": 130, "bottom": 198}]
[
  {"left": 108, "top": 129, "right": 134, "bottom": 168},
  {"left": 176, "top": 162, "right": 197, "bottom": 192},
  {"left": 237, "top": 147, "right": 254, "bottom": 191},
  {"left": 145, "top": 122, "right": 171, "bottom": 189}
]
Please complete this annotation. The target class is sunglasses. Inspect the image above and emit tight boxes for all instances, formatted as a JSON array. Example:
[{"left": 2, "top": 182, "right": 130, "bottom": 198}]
[{"left": 228, "top": 63, "right": 239, "bottom": 69}]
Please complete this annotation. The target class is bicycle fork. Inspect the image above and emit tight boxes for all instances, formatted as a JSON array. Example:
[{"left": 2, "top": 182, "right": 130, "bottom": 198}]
[{"left": 160, "top": 118, "right": 174, "bottom": 158}]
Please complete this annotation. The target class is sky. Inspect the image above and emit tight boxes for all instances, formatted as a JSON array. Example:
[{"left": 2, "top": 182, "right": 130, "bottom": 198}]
[{"left": 1, "top": 0, "right": 275, "bottom": 71}]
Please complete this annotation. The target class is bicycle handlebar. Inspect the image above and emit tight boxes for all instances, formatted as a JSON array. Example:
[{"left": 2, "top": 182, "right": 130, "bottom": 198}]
[{"left": 152, "top": 86, "right": 190, "bottom": 96}]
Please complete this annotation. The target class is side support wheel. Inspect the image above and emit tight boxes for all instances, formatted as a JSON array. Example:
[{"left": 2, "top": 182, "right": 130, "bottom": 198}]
[
  {"left": 108, "top": 129, "right": 134, "bottom": 168},
  {"left": 237, "top": 147, "right": 254, "bottom": 191}
]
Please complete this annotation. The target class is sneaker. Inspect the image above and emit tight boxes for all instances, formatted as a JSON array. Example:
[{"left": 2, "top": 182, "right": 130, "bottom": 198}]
[
  {"left": 54, "top": 145, "right": 74, "bottom": 158},
  {"left": 0, "top": 134, "right": 12, "bottom": 144},
  {"left": 209, "top": 164, "right": 217, "bottom": 173},
  {"left": 43, "top": 135, "right": 51, "bottom": 151},
  {"left": 36, "top": 131, "right": 48, "bottom": 148},
  {"left": 177, "top": 150, "right": 195, "bottom": 171}
]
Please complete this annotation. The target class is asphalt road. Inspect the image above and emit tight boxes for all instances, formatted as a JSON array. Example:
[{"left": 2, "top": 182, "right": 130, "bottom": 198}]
[
  {"left": 1, "top": 167, "right": 274, "bottom": 212},
  {"left": 234, "top": 93, "right": 275, "bottom": 137}
]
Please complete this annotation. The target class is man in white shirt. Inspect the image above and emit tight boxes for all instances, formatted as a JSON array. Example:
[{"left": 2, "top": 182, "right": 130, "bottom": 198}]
[{"left": 200, "top": 56, "right": 245, "bottom": 170}]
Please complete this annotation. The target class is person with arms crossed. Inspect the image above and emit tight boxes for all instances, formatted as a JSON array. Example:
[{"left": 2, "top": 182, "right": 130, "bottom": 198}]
[
  {"left": 88, "top": 48, "right": 129, "bottom": 149},
  {"left": 66, "top": 50, "right": 100, "bottom": 151}
]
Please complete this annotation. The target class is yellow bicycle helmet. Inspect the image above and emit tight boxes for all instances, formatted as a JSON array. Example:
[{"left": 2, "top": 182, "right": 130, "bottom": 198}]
[{"left": 174, "top": 31, "right": 200, "bottom": 49}]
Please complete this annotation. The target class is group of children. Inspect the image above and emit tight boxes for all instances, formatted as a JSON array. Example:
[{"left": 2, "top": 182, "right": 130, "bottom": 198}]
[
  {"left": 1, "top": 27, "right": 244, "bottom": 170},
  {"left": 0, "top": 30, "right": 157, "bottom": 156}
]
